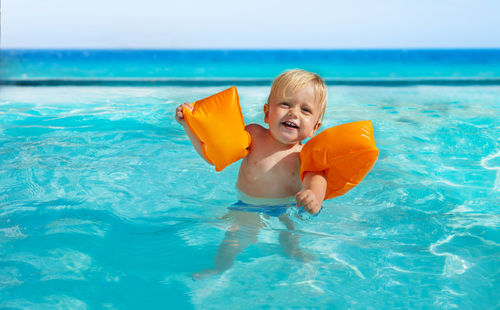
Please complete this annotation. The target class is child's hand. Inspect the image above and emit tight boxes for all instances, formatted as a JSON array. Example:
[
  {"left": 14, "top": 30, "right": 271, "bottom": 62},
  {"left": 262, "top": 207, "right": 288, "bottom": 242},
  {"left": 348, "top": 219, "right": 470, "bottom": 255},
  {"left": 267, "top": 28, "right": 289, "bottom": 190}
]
[
  {"left": 295, "top": 189, "right": 322, "bottom": 215},
  {"left": 175, "top": 103, "right": 193, "bottom": 125}
]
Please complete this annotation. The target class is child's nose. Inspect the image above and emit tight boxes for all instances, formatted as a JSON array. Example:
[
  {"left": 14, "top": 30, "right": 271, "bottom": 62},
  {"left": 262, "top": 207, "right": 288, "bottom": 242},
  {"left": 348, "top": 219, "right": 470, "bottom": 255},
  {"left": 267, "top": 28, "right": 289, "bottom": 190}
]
[{"left": 288, "top": 107, "right": 300, "bottom": 117}]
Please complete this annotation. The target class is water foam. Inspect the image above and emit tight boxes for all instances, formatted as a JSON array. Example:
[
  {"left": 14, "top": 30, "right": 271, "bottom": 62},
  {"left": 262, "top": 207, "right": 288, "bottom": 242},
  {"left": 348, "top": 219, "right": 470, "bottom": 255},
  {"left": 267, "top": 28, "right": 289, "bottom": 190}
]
[
  {"left": 429, "top": 235, "right": 472, "bottom": 277},
  {"left": 481, "top": 150, "right": 500, "bottom": 191}
]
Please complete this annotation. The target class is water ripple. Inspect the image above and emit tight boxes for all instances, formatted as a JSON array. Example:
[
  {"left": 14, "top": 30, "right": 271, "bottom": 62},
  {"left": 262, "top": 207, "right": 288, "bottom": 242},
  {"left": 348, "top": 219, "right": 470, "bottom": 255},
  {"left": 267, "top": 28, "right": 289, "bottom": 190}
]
[{"left": 1, "top": 85, "right": 498, "bottom": 308}]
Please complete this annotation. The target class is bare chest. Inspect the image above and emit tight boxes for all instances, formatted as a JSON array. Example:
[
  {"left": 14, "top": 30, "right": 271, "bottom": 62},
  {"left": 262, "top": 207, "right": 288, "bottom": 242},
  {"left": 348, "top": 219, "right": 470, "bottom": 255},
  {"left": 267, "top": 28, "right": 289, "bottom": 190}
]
[{"left": 237, "top": 149, "right": 302, "bottom": 197}]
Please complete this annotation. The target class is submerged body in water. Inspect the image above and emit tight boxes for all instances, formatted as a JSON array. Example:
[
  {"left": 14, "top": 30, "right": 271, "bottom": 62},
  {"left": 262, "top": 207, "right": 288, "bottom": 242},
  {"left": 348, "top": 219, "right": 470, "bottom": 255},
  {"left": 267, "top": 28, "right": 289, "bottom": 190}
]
[{"left": 192, "top": 200, "right": 315, "bottom": 280}]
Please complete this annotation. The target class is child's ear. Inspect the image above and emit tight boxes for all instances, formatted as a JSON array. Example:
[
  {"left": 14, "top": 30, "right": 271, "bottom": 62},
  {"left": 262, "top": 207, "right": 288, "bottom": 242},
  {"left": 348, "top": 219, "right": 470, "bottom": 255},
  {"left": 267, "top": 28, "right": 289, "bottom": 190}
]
[
  {"left": 263, "top": 103, "right": 269, "bottom": 123},
  {"left": 309, "top": 121, "right": 322, "bottom": 137}
]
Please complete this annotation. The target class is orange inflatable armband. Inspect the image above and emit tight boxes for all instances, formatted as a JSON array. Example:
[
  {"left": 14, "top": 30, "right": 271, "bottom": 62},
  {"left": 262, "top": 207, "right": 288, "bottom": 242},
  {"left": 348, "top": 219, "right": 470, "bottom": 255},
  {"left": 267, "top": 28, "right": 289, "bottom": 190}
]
[
  {"left": 300, "top": 121, "right": 379, "bottom": 200},
  {"left": 182, "top": 86, "right": 251, "bottom": 171}
]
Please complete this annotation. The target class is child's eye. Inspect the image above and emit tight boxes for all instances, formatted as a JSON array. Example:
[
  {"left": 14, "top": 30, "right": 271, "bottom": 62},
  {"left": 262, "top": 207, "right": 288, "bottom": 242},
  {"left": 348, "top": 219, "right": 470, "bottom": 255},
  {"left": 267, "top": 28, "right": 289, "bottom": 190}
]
[
  {"left": 302, "top": 107, "right": 312, "bottom": 113},
  {"left": 280, "top": 102, "right": 290, "bottom": 107}
]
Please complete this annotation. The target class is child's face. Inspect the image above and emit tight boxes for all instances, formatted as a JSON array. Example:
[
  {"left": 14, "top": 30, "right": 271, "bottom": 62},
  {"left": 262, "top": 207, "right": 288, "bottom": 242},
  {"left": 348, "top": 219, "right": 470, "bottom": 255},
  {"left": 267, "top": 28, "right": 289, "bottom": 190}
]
[{"left": 264, "top": 82, "right": 322, "bottom": 145}]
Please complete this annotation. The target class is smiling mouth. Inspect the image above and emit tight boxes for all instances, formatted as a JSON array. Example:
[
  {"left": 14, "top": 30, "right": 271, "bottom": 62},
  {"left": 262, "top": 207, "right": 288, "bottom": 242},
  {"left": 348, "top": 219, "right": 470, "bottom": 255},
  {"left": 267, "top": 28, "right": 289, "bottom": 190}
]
[{"left": 282, "top": 121, "right": 299, "bottom": 129}]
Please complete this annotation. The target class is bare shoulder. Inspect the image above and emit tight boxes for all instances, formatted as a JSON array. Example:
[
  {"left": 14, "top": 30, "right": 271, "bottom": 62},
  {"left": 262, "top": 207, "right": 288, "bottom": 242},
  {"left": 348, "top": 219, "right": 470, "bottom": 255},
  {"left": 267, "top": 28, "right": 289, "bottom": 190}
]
[
  {"left": 244, "top": 124, "right": 267, "bottom": 152},
  {"left": 245, "top": 123, "right": 266, "bottom": 135},
  {"left": 245, "top": 124, "right": 268, "bottom": 141}
]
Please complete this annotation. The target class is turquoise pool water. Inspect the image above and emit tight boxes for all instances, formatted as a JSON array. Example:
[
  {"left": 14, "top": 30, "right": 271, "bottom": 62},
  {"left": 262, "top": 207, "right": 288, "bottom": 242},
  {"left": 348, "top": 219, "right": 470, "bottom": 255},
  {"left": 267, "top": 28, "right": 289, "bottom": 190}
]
[{"left": 0, "top": 84, "right": 498, "bottom": 309}]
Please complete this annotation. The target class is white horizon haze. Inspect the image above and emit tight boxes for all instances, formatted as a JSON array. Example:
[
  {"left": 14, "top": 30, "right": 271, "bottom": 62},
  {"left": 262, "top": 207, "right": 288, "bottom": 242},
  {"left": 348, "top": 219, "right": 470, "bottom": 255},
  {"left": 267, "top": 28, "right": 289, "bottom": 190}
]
[{"left": 2, "top": 0, "right": 500, "bottom": 49}]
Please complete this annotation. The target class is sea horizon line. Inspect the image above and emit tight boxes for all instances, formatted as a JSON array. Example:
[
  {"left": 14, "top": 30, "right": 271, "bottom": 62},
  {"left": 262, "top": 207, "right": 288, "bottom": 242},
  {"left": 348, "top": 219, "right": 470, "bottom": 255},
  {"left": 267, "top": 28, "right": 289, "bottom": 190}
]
[{"left": 2, "top": 77, "right": 500, "bottom": 87}]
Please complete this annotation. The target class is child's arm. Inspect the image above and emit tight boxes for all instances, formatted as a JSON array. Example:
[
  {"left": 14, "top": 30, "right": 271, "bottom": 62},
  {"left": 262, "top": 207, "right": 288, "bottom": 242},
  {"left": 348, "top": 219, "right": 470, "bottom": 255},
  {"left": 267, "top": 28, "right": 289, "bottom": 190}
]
[
  {"left": 295, "top": 171, "right": 327, "bottom": 215},
  {"left": 175, "top": 103, "right": 211, "bottom": 164}
]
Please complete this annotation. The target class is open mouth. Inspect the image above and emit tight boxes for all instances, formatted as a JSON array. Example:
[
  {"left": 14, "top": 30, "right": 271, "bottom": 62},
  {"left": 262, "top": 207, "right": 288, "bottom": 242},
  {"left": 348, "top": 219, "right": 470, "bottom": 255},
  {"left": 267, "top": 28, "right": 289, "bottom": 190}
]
[{"left": 282, "top": 121, "right": 299, "bottom": 129}]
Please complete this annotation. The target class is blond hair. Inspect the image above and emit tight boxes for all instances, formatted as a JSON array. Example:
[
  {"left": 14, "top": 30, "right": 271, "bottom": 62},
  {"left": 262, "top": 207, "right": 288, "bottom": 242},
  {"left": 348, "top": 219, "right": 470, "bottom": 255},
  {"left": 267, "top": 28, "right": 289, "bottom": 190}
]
[{"left": 268, "top": 69, "right": 328, "bottom": 124}]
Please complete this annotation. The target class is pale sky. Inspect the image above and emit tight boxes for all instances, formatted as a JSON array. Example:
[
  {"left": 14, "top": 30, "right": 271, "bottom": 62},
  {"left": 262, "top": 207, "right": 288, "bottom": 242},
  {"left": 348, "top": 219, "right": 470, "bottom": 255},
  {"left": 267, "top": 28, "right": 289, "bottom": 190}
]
[{"left": 2, "top": 0, "right": 500, "bottom": 49}]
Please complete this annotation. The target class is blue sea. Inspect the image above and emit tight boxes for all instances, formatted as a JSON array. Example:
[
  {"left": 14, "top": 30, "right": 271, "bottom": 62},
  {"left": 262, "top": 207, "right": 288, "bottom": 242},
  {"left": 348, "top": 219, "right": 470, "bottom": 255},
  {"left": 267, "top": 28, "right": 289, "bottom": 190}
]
[{"left": 0, "top": 50, "right": 499, "bottom": 309}]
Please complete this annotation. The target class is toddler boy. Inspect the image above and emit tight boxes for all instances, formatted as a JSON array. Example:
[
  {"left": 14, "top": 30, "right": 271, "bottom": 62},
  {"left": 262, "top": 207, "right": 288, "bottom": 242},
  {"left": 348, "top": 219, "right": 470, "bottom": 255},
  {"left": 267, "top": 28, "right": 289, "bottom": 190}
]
[{"left": 175, "top": 70, "right": 328, "bottom": 278}]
